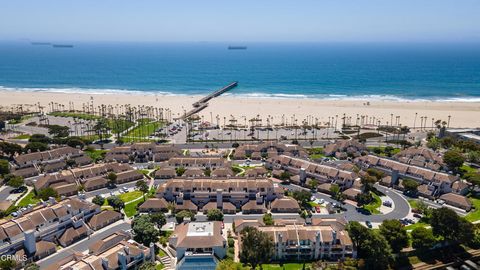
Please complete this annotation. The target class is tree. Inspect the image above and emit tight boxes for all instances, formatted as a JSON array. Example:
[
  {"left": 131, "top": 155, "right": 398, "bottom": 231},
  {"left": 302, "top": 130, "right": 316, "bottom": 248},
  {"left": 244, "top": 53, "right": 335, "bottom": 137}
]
[
  {"left": 204, "top": 167, "right": 211, "bottom": 177},
  {"left": 308, "top": 179, "right": 319, "bottom": 190},
  {"left": 402, "top": 178, "right": 419, "bottom": 194},
  {"left": 29, "top": 134, "right": 51, "bottom": 144},
  {"left": 411, "top": 227, "right": 436, "bottom": 250},
  {"left": 24, "top": 142, "right": 49, "bottom": 152},
  {"left": 292, "top": 190, "right": 312, "bottom": 207},
  {"left": 48, "top": 125, "right": 70, "bottom": 138},
  {"left": 239, "top": 227, "right": 274, "bottom": 269},
  {"left": 346, "top": 221, "right": 370, "bottom": 249},
  {"left": 151, "top": 212, "right": 167, "bottom": 228},
  {"left": 176, "top": 167, "right": 186, "bottom": 176},
  {"left": 136, "top": 179, "right": 149, "bottom": 198},
  {"left": 0, "top": 142, "right": 23, "bottom": 157},
  {"left": 132, "top": 215, "right": 160, "bottom": 246},
  {"left": 379, "top": 219, "right": 409, "bottom": 253},
  {"left": 5, "top": 174, "right": 24, "bottom": 188},
  {"left": 106, "top": 172, "right": 117, "bottom": 186},
  {"left": 330, "top": 184, "right": 345, "bottom": 202},
  {"left": 355, "top": 193, "right": 374, "bottom": 206},
  {"left": 175, "top": 210, "right": 195, "bottom": 223},
  {"left": 430, "top": 207, "right": 474, "bottom": 244},
  {"left": 206, "top": 209, "right": 224, "bottom": 221},
  {"left": 0, "top": 258, "right": 16, "bottom": 270},
  {"left": 360, "top": 231, "right": 393, "bottom": 270},
  {"left": 216, "top": 259, "right": 245, "bottom": 270},
  {"left": 138, "top": 262, "right": 156, "bottom": 270},
  {"left": 66, "top": 137, "right": 85, "bottom": 149},
  {"left": 443, "top": 150, "right": 465, "bottom": 172},
  {"left": 279, "top": 171, "right": 291, "bottom": 181},
  {"left": 107, "top": 196, "right": 125, "bottom": 211},
  {"left": 426, "top": 137, "right": 441, "bottom": 151},
  {"left": 37, "top": 187, "right": 58, "bottom": 201},
  {"left": 0, "top": 160, "right": 10, "bottom": 176},
  {"left": 24, "top": 263, "right": 40, "bottom": 270},
  {"left": 360, "top": 174, "right": 377, "bottom": 192},
  {"left": 92, "top": 195, "right": 105, "bottom": 206},
  {"left": 262, "top": 213, "right": 274, "bottom": 226}
]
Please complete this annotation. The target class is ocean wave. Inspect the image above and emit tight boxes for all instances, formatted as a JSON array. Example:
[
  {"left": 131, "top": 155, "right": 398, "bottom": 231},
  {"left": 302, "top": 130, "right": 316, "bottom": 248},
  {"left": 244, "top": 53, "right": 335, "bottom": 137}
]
[{"left": 1, "top": 85, "right": 480, "bottom": 103}]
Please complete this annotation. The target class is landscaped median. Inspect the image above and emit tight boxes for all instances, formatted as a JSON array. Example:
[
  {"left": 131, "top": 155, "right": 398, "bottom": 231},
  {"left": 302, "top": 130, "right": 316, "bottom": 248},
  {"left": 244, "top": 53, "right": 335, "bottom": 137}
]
[{"left": 362, "top": 192, "right": 382, "bottom": 214}]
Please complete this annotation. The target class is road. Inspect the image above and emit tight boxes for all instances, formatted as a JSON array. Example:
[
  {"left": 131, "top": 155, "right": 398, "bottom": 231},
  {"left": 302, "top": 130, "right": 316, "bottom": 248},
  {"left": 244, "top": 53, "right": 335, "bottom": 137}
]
[{"left": 37, "top": 221, "right": 131, "bottom": 269}]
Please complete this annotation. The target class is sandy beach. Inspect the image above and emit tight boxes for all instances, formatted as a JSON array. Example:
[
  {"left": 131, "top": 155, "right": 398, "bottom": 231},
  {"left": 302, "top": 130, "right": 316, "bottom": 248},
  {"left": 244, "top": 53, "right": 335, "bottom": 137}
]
[{"left": 1, "top": 90, "right": 479, "bottom": 128}]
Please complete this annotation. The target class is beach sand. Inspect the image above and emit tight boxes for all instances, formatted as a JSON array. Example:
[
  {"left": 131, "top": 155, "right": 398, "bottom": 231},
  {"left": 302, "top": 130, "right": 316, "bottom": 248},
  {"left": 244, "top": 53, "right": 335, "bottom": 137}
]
[{"left": 0, "top": 90, "right": 479, "bottom": 128}]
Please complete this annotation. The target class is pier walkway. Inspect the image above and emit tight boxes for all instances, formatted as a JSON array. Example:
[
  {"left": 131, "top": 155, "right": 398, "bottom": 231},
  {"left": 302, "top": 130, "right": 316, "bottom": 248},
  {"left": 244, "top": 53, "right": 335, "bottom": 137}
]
[{"left": 177, "top": 81, "right": 238, "bottom": 120}]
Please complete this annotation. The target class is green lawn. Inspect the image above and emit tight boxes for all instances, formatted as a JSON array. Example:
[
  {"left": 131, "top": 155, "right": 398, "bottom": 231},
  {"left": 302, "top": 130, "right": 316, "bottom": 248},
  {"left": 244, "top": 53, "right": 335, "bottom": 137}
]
[
  {"left": 118, "top": 191, "right": 143, "bottom": 203},
  {"left": 363, "top": 192, "right": 382, "bottom": 214},
  {"left": 408, "top": 199, "right": 419, "bottom": 209},
  {"left": 12, "top": 134, "right": 31, "bottom": 139},
  {"left": 17, "top": 190, "right": 40, "bottom": 207},
  {"left": 108, "top": 118, "right": 135, "bottom": 134},
  {"left": 404, "top": 222, "right": 429, "bottom": 231},
  {"left": 156, "top": 263, "right": 164, "bottom": 270},
  {"left": 157, "top": 249, "right": 167, "bottom": 257},
  {"left": 49, "top": 111, "right": 101, "bottom": 120},
  {"left": 84, "top": 149, "right": 107, "bottom": 162},
  {"left": 125, "top": 120, "right": 163, "bottom": 140},
  {"left": 465, "top": 197, "right": 480, "bottom": 222},
  {"left": 461, "top": 164, "right": 477, "bottom": 174},
  {"left": 260, "top": 263, "right": 311, "bottom": 270},
  {"left": 124, "top": 199, "right": 144, "bottom": 217}
]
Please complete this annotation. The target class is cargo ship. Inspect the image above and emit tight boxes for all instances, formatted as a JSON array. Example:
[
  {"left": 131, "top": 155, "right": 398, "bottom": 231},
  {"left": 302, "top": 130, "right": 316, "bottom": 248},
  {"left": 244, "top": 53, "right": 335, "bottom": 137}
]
[
  {"left": 228, "top": 46, "right": 247, "bottom": 50},
  {"left": 52, "top": 44, "right": 74, "bottom": 48}
]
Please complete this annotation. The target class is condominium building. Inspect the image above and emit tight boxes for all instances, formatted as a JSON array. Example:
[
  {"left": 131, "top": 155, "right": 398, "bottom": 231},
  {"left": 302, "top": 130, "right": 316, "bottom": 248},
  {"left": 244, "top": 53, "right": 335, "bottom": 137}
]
[
  {"left": 169, "top": 221, "right": 226, "bottom": 270},
  {"left": 235, "top": 218, "right": 355, "bottom": 261},
  {"left": 266, "top": 155, "right": 358, "bottom": 189},
  {"left": 156, "top": 178, "right": 283, "bottom": 213}
]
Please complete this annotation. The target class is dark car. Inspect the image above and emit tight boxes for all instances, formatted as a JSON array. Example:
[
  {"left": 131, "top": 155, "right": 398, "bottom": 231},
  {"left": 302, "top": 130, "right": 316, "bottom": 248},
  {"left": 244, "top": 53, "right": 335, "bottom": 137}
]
[
  {"left": 365, "top": 221, "right": 373, "bottom": 228},
  {"left": 10, "top": 186, "right": 27, "bottom": 194}
]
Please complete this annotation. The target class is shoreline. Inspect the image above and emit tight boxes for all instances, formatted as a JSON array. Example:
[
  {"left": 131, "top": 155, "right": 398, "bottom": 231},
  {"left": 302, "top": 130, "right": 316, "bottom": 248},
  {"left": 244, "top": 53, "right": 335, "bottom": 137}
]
[
  {"left": 0, "top": 89, "right": 479, "bottom": 128},
  {"left": 2, "top": 86, "right": 480, "bottom": 103}
]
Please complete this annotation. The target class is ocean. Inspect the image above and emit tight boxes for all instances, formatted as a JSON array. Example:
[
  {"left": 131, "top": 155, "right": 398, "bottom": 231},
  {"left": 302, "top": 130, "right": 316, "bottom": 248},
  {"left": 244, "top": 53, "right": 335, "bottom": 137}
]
[{"left": 0, "top": 42, "right": 479, "bottom": 101}]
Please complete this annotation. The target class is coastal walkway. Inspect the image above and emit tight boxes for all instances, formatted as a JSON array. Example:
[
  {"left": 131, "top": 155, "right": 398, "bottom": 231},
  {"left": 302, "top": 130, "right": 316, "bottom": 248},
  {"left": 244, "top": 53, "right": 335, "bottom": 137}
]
[{"left": 177, "top": 81, "right": 238, "bottom": 120}]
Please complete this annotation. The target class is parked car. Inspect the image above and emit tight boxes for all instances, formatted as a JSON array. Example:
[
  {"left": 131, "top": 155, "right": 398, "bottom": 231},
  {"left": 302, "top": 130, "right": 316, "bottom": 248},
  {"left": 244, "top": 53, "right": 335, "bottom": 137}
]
[
  {"left": 382, "top": 201, "right": 392, "bottom": 207},
  {"left": 413, "top": 213, "right": 423, "bottom": 219},
  {"left": 365, "top": 221, "right": 372, "bottom": 228}
]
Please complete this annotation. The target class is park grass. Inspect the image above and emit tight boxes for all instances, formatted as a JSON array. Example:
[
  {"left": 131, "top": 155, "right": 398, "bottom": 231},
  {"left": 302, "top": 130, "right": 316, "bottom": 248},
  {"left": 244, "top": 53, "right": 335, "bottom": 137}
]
[
  {"left": 363, "top": 192, "right": 382, "bottom": 214},
  {"left": 49, "top": 111, "right": 101, "bottom": 121},
  {"left": 124, "top": 199, "right": 144, "bottom": 217},
  {"left": 260, "top": 263, "right": 311, "bottom": 270},
  {"left": 118, "top": 191, "right": 143, "bottom": 203},
  {"left": 17, "top": 190, "right": 40, "bottom": 207},
  {"left": 465, "top": 197, "right": 480, "bottom": 222},
  {"left": 84, "top": 148, "right": 107, "bottom": 162},
  {"left": 404, "top": 222, "right": 429, "bottom": 231},
  {"left": 107, "top": 118, "right": 135, "bottom": 134},
  {"left": 408, "top": 199, "right": 419, "bottom": 209},
  {"left": 125, "top": 121, "right": 163, "bottom": 138},
  {"left": 12, "top": 134, "right": 31, "bottom": 140}
]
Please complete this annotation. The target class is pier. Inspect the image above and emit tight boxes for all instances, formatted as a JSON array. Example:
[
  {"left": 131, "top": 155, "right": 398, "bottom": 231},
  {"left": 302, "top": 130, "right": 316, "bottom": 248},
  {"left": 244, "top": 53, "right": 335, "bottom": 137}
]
[
  {"left": 178, "top": 82, "right": 238, "bottom": 120},
  {"left": 192, "top": 81, "right": 238, "bottom": 108}
]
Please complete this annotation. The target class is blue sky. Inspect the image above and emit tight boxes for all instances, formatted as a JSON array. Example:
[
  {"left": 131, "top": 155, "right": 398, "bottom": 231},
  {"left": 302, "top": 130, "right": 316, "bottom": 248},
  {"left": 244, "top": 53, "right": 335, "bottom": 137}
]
[{"left": 0, "top": 0, "right": 479, "bottom": 42}]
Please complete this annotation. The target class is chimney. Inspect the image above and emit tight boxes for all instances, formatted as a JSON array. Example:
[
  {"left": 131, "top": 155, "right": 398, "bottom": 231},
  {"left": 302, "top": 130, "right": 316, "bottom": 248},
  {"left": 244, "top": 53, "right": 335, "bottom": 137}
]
[
  {"left": 49, "top": 197, "right": 56, "bottom": 205},
  {"left": 391, "top": 170, "right": 399, "bottom": 186},
  {"left": 299, "top": 168, "right": 307, "bottom": 184},
  {"left": 149, "top": 243, "right": 155, "bottom": 262},
  {"left": 24, "top": 230, "right": 36, "bottom": 255},
  {"left": 256, "top": 192, "right": 263, "bottom": 204},
  {"left": 101, "top": 257, "right": 109, "bottom": 269},
  {"left": 118, "top": 252, "right": 127, "bottom": 270},
  {"left": 216, "top": 189, "right": 223, "bottom": 208},
  {"left": 176, "top": 192, "right": 184, "bottom": 204}
]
